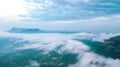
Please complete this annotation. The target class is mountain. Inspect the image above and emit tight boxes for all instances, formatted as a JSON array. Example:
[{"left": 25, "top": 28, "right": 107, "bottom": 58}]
[
  {"left": 79, "top": 36, "right": 120, "bottom": 59},
  {"left": 7, "top": 27, "right": 77, "bottom": 34},
  {"left": 8, "top": 27, "right": 45, "bottom": 33},
  {"left": 103, "top": 36, "right": 120, "bottom": 58}
]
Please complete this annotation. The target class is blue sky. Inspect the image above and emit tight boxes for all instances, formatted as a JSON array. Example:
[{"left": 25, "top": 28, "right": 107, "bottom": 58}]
[{"left": 0, "top": 0, "right": 120, "bottom": 32}]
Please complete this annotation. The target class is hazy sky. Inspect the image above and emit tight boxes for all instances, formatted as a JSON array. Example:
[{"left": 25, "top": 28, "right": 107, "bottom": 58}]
[{"left": 0, "top": 0, "right": 120, "bottom": 32}]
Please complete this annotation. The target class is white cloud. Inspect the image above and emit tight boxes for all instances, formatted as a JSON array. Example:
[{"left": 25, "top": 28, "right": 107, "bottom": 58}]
[
  {"left": 92, "top": 33, "right": 120, "bottom": 42},
  {"left": 29, "top": 0, "right": 53, "bottom": 10},
  {"left": 0, "top": 14, "right": 120, "bottom": 33},
  {"left": 70, "top": 53, "right": 120, "bottom": 67},
  {"left": 65, "top": 0, "right": 90, "bottom": 4},
  {"left": 26, "top": 61, "right": 40, "bottom": 67},
  {"left": 34, "top": 14, "right": 120, "bottom": 33},
  {"left": 0, "top": 32, "right": 120, "bottom": 67},
  {"left": 25, "top": 0, "right": 53, "bottom": 11}
]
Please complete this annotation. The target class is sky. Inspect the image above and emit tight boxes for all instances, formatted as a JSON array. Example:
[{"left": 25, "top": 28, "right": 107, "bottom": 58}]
[{"left": 0, "top": 0, "right": 120, "bottom": 33}]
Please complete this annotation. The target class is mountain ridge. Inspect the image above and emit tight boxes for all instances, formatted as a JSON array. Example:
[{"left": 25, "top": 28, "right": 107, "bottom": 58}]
[{"left": 7, "top": 27, "right": 77, "bottom": 34}]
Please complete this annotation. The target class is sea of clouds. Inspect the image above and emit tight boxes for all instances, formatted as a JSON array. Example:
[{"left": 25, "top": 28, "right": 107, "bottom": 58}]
[{"left": 0, "top": 31, "right": 120, "bottom": 67}]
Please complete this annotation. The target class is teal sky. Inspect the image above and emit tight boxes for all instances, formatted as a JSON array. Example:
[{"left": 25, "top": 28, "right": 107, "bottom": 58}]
[{"left": 0, "top": 0, "right": 120, "bottom": 33}]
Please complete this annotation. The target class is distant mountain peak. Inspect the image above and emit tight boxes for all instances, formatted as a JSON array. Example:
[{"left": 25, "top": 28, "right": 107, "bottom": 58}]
[
  {"left": 8, "top": 27, "right": 44, "bottom": 33},
  {"left": 7, "top": 27, "right": 77, "bottom": 34}
]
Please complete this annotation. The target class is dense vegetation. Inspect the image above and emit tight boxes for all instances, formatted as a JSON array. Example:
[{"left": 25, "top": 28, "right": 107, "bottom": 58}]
[{"left": 80, "top": 36, "right": 120, "bottom": 59}]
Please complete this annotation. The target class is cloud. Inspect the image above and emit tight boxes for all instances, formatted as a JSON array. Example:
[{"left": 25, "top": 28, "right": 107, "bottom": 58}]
[
  {"left": 65, "top": 0, "right": 90, "bottom": 4},
  {"left": 0, "top": 31, "right": 120, "bottom": 67},
  {"left": 28, "top": 61, "right": 40, "bottom": 67},
  {"left": 20, "top": 0, "right": 120, "bottom": 21},
  {"left": 0, "top": 0, "right": 120, "bottom": 21},
  {"left": 70, "top": 52, "right": 120, "bottom": 67},
  {"left": 92, "top": 33, "right": 120, "bottom": 42},
  {"left": 32, "top": 14, "right": 120, "bottom": 33},
  {"left": 0, "top": 14, "right": 120, "bottom": 33},
  {"left": 25, "top": 0, "right": 53, "bottom": 10}
]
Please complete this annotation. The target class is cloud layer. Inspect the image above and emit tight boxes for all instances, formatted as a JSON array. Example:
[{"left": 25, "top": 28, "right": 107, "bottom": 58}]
[
  {"left": 0, "top": 32, "right": 120, "bottom": 67},
  {"left": 22, "top": 0, "right": 120, "bottom": 21}
]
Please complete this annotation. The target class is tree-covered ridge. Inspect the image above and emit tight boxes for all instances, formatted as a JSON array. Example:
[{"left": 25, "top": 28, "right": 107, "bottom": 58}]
[
  {"left": 80, "top": 36, "right": 120, "bottom": 59},
  {"left": 103, "top": 36, "right": 120, "bottom": 59}
]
